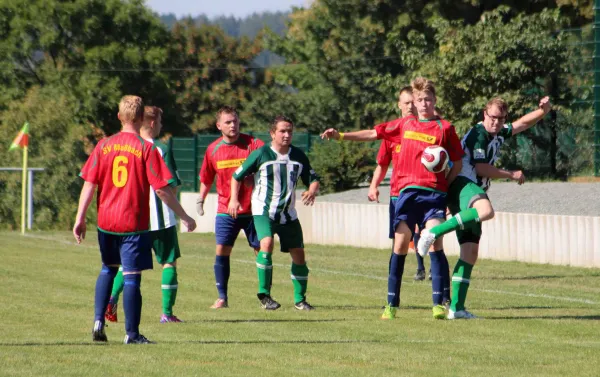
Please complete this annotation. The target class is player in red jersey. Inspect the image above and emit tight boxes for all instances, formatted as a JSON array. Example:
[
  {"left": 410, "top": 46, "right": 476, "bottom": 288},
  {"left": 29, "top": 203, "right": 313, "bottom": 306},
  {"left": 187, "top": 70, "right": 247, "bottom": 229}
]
[
  {"left": 73, "top": 95, "right": 196, "bottom": 344},
  {"left": 197, "top": 106, "right": 264, "bottom": 309},
  {"left": 321, "top": 77, "right": 464, "bottom": 320}
]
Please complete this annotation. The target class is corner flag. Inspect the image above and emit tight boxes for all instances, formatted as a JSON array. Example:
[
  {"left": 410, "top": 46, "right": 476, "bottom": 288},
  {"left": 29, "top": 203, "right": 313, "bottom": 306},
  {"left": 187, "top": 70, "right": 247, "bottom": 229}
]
[{"left": 9, "top": 122, "right": 30, "bottom": 151}]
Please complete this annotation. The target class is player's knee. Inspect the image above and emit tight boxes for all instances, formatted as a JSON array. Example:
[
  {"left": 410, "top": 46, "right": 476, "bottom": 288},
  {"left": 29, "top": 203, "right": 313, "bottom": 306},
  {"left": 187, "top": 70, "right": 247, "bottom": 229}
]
[
  {"left": 101, "top": 264, "right": 119, "bottom": 276},
  {"left": 475, "top": 200, "right": 494, "bottom": 221},
  {"left": 163, "top": 262, "right": 176, "bottom": 268},
  {"left": 432, "top": 235, "right": 444, "bottom": 250}
]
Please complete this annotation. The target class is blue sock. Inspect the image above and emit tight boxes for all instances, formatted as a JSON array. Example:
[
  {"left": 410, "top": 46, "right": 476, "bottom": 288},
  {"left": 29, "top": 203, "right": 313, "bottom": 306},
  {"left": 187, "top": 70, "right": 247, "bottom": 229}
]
[
  {"left": 387, "top": 253, "right": 406, "bottom": 307},
  {"left": 439, "top": 249, "right": 451, "bottom": 303},
  {"left": 387, "top": 242, "right": 394, "bottom": 274},
  {"left": 123, "top": 274, "right": 142, "bottom": 339},
  {"left": 94, "top": 265, "right": 118, "bottom": 322},
  {"left": 214, "top": 255, "right": 230, "bottom": 300},
  {"left": 414, "top": 233, "right": 425, "bottom": 271},
  {"left": 429, "top": 250, "right": 445, "bottom": 305}
]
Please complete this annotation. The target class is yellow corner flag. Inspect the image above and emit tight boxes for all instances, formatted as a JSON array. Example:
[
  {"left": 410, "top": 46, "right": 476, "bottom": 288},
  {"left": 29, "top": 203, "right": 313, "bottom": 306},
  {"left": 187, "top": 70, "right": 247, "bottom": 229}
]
[
  {"left": 9, "top": 122, "right": 30, "bottom": 234},
  {"left": 9, "top": 122, "right": 30, "bottom": 151}
]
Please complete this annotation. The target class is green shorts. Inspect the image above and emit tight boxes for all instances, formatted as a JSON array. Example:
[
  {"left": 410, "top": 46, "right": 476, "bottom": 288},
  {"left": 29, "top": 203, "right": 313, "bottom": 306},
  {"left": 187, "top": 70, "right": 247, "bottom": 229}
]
[
  {"left": 253, "top": 215, "right": 304, "bottom": 252},
  {"left": 447, "top": 176, "right": 489, "bottom": 244},
  {"left": 150, "top": 226, "right": 181, "bottom": 264}
]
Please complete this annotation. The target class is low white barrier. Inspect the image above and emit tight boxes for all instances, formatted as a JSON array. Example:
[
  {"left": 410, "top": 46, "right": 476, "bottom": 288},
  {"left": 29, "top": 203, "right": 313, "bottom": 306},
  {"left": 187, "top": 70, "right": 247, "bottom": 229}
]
[{"left": 180, "top": 193, "right": 600, "bottom": 268}]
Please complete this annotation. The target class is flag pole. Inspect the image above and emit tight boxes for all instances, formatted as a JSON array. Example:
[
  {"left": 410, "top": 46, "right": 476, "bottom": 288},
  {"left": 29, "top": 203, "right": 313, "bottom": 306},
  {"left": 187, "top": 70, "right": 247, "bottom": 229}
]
[{"left": 21, "top": 146, "right": 28, "bottom": 235}]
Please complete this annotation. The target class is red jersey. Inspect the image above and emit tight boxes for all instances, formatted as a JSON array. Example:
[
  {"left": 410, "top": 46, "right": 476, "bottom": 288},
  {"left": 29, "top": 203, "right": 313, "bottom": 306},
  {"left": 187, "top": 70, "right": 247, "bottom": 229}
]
[
  {"left": 374, "top": 116, "right": 464, "bottom": 193},
  {"left": 199, "top": 134, "right": 264, "bottom": 214},
  {"left": 80, "top": 132, "right": 174, "bottom": 234},
  {"left": 376, "top": 139, "right": 402, "bottom": 197}
]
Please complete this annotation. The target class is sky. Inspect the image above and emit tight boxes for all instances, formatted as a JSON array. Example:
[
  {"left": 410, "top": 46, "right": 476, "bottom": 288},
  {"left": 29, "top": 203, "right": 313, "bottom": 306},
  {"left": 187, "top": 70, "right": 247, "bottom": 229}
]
[{"left": 145, "top": 0, "right": 311, "bottom": 19}]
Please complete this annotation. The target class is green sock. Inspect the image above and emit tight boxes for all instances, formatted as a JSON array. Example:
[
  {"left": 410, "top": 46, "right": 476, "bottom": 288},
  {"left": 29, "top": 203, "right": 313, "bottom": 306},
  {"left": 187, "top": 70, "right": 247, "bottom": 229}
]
[
  {"left": 161, "top": 266, "right": 178, "bottom": 316},
  {"left": 291, "top": 263, "right": 309, "bottom": 304},
  {"left": 256, "top": 251, "right": 273, "bottom": 295},
  {"left": 431, "top": 208, "right": 480, "bottom": 237},
  {"left": 450, "top": 259, "right": 474, "bottom": 312},
  {"left": 110, "top": 267, "right": 124, "bottom": 304}
]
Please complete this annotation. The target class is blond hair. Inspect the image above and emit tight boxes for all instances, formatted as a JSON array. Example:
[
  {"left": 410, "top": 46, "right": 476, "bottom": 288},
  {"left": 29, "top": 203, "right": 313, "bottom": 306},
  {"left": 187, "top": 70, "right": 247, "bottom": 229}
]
[
  {"left": 485, "top": 97, "right": 508, "bottom": 115},
  {"left": 411, "top": 77, "right": 436, "bottom": 98},
  {"left": 142, "top": 106, "right": 163, "bottom": 129},
  {"left": 118, "top": 95, "right": 144, "bottom": 123},
  {"left": 216, "top": 106, "right": 239, "bottom": 123}
]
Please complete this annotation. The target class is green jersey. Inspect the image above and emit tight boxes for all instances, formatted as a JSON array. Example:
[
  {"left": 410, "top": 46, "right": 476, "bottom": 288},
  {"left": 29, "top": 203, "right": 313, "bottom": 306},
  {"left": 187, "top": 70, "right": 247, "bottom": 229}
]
[
  {"left": 233, "top": 145, "right": 318, "bottom": 224},
  {"left": 148, "top": 138, "right": 181, "bottom": 230},
  {"left": 458, "top": 122, "right": 513, "bottom": 191}
]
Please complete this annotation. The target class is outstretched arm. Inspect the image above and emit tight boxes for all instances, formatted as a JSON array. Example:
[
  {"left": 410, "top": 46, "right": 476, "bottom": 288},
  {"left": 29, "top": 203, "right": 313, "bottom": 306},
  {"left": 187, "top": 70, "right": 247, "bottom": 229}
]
[
  {"left": 511, "top": 96, "right": 551, "bottom": 135},
  {"left": 320, "top": 128, "right": 378, "bottom": 141},
  {"left": 475, "top": 163, "right": 525, "bottom": 185}
]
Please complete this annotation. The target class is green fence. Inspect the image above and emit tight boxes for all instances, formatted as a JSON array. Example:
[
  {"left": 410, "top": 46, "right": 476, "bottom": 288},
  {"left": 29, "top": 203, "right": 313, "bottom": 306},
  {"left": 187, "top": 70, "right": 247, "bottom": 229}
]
[{"left": 170, "top": 132, "right": 322, "bottom": 192}]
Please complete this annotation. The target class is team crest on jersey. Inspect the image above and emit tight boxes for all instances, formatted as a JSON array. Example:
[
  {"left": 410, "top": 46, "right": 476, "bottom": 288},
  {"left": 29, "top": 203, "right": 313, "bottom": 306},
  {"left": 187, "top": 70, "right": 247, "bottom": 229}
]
[
  {"left": 395, "top": 145, "right": 401, "bottom": 153},
  {"left": 474, "top": 148, "right": 485, "bottom": 159}
]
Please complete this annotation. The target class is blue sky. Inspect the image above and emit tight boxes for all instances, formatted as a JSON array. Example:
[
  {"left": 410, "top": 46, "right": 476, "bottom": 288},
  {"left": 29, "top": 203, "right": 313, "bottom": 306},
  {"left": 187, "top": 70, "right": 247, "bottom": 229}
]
[{"left": 145, "top": 0, "right": 310, "bottom": 18}]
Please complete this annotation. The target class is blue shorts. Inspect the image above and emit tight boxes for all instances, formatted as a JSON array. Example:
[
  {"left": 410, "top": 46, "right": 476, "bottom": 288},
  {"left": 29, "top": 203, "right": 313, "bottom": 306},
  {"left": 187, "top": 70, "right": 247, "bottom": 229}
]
[
  {"left": 392, "top": 188, "right": 446, "bottom": 236},
  {"left": 215, "top": 214, "right": 260, "bottom": 249},
  {"left": 97, "top": 231, "right": 153, "bottom": 273},
  {"left": 388, "top": 196, "right": 398, "bottom": 239}
]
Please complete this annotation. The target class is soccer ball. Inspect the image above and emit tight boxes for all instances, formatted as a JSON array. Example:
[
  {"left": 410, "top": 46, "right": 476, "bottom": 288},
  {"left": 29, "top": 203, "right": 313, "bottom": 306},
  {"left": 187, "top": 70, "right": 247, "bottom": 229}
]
[{"left": 421, "top": 145, "right": 449, "bottom": 173}]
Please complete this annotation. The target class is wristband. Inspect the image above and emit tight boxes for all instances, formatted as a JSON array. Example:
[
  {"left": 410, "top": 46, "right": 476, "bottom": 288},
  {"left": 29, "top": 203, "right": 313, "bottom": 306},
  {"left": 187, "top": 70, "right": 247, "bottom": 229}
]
[{"left": 338, "top": 132, "right": 345, "bottom": 141}]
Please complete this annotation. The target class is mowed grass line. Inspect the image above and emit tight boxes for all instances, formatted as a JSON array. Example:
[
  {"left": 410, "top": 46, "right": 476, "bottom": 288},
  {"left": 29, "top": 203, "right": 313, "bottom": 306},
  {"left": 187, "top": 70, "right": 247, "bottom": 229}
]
[{"left": 0, "top": 231, "right": 599, "bottom": 377}]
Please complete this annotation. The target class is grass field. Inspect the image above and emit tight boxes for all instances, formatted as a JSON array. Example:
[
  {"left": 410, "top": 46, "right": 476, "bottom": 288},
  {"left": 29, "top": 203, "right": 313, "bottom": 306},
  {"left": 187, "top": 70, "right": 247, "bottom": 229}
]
[{"left": 1, "top": 231, "right": 599, "bottom": 376}]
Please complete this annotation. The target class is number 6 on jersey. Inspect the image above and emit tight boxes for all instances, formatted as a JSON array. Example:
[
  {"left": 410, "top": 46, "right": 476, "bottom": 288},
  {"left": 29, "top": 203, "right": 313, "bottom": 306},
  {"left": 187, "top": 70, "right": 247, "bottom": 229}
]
[{"left": 112, "top": 156, "right": 128, "bottom": 187}]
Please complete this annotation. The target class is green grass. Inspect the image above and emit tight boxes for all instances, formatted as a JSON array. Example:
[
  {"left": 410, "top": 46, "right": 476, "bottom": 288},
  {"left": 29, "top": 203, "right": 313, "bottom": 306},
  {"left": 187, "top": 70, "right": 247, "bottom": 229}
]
[{"left": 1, "top": 231, "right": 599, "bottom": 376}]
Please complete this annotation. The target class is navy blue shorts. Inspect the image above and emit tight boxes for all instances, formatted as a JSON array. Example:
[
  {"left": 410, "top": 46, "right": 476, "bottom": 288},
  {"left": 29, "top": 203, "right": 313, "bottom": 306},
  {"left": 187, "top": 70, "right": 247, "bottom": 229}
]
[
  {"left": 97, "top": 231, "right": 153, "bottom": 273},
  {"left": 215, "top": 215, "right": 260, "bottom": 249},
  {"left": 388, "top": 197, "right": 398, "bottom": 239},
  {"left": 392, "top": 188, "right": 446, "bottom": 236}
]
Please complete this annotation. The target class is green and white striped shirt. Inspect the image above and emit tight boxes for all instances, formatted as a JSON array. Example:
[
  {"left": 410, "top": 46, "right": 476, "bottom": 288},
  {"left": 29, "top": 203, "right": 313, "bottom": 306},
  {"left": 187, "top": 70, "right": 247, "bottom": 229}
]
[
  {"left": 147, "top": 138, "right": 181, "bottom": 230},
  {"left": 233, "top": 145, "right": 318, "bottom": 224}
]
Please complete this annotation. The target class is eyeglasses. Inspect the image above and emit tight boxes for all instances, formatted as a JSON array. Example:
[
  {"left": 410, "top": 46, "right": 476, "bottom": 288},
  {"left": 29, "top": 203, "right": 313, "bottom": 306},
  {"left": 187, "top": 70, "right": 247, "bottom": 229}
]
[{"left": 485, "top": 111, "right": 506, "bottom": 122}]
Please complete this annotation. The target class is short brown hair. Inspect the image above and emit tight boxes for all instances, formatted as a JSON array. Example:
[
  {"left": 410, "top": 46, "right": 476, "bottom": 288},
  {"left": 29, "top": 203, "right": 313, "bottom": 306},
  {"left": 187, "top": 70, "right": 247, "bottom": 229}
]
[
  {"left": 399, "top": 86, "right": 413, "bottom": 96},
  {"left": 485, "top": 97, "right": 508, "bottom": 115},
  {"left": 118, "top": 95, "right": 144, "bottom": 123},
  {"left": 216, "top": 106, "right": 239, "bottom": 123},
  {"left": 142, "top": 106, "right": 162, "bottom": 128},
  {"left": 270, "top": 115, "right": 294, "bottom": 132},
  {"left": 411, "top": 77, "right": 436, "bottom": 98}
]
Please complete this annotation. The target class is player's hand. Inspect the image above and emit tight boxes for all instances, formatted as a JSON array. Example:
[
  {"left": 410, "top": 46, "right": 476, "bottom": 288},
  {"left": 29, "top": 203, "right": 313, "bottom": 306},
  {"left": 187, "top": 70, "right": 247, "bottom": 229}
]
[
  {"left": 367, "top": 186, "right": 379, "bottom": 203},
  {"left": 73, "top": 221, "right": 86, "bottom": 244},
  {"left": 320, "top": 128, "right": 340, "bottom": 140},
  {"left": 181, "top": 215, "right": 197, "bottom": 232},
  {"left": 511, "top": 170, "right": 525, "bottom": 185},
  {"left": 228, "top": 199, "right": 242, "bottom": 219},
  {"left": 301, "top": 190, "right": 317, "bottom": 206},
  {"left": 539, "top": 96, "right": 551, "bottom": 114},
  {"left": 196, "top": 198, "right": 204, "bottom": 216}
]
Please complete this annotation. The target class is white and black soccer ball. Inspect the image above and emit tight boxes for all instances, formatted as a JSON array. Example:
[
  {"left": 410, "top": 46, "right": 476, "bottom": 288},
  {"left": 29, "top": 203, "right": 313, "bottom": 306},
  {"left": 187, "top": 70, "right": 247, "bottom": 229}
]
[{"left": 421, "top": 145, "right": 449, "bottom": 173}]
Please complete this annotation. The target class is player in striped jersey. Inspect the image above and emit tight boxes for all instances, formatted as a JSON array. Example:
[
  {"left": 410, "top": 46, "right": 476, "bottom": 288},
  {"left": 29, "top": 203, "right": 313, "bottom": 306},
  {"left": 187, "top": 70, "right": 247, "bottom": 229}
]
[
  {"left": 74, "top": 96, "right": 196, "bottom": 344},
  {"left": 229, "top": 115, "right": 319, "bottom": 310},
  {"left": 105, "top": 106, "right": 186, "bottom": 324},
  {"left": 197, "top": 106, "right": 265, "bottom": 309},
  {"left": 321, "top": 77, "right": 464, "bottom": 320},
  {"left": 417, "top": 96, "right": 551, "bottom": 319}
]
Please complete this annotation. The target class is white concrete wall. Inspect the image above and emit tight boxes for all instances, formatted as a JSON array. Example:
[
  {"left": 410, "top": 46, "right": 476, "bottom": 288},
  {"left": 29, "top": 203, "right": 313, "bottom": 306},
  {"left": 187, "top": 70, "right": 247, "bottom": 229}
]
[{"left": 180, "top": 193, "right": 600, "bottom": 268}]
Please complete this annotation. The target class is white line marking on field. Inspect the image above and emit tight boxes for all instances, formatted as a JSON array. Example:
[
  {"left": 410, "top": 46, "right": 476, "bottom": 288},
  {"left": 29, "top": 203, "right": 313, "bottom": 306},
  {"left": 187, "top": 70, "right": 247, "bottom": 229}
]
[{"left": 15, "top": 234, "right": 599, "bottom": 305}]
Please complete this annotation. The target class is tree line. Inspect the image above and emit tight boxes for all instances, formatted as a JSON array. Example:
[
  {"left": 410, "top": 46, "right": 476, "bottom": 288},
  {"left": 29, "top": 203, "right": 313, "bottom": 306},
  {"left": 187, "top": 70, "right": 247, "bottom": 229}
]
[{"left": 0, "top": 0, "right": 594, "bottom": 229}]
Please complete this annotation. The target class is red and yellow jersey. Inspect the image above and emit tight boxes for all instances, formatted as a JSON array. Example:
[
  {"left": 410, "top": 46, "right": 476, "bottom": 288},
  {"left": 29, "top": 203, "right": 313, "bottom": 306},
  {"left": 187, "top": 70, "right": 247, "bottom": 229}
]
[
  {"left": 199, "top": 134, "right": 264, "bottom": 214},
  {"left": 79, "top": 132, "right": 174, "bottom": 235},
  {"left": 376, "top": 139, "right": 403, "bottom": 197},
  {"left": 374, "top": 116, "right": 464, "bottom": 193}
]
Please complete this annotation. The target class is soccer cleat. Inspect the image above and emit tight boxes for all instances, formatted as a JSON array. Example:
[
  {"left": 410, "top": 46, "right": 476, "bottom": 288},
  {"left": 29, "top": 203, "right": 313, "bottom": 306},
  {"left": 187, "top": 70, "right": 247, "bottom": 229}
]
[
  {"left": 124, "top": 334, "right": 155, "bottom": 344},
  {"left": 432, "top": 304, "right": 447, "bottom": 320},
  {"left": 105, "top": 301, "right": 118, "bottom": 323},
  {"left": 160, "top": 314, "right": 183, "bottom": 323},
  {"left": 92, "top": 320, "right": 107, "bottom": 342},
  {"left": 381, "top": 304, "right": 397, "bottom": 320},
  {"left": 414, "top": 269, "right": 426, "bottom": 281},
  {"left": 258, "top": 294, "right": 281, "bottom": 310},
  {"left": 448, "top": 309, "right": 478, "bottom": 320},
  {"left": 294, "top": 300, "right": 315, "bottom": 311},
  {"left": 210, "top": 298, "right": 229, "bottom": 309},
  {"left": 417, "top": 229, "right": 436, "bottom": 257}
]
